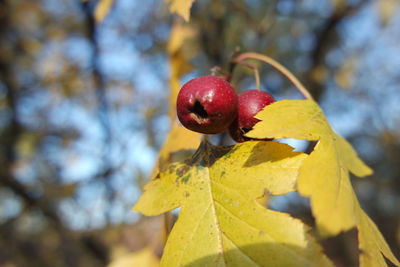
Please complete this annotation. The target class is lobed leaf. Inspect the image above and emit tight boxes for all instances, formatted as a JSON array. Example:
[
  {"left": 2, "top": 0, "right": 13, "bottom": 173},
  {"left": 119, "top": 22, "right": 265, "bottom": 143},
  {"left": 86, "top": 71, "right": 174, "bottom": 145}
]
[
  {"left": 135, "top": 141, "right": 332, "bottom": 267},
  {"left": 246, "top": 99, "right": 399, "bottom": 266},
  {"left": 358, "top": 210, "right": 400, "bottom": 267}
]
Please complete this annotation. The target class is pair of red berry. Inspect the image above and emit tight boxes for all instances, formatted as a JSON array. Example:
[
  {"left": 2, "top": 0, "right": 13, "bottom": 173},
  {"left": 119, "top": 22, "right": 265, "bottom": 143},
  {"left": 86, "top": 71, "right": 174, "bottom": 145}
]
[{"left": 176, "top": 75, "right": 275, "bottom": 142}]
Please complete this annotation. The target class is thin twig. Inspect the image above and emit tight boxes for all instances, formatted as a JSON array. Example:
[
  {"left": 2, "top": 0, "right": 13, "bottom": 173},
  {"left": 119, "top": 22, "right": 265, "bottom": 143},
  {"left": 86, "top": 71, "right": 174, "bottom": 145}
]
[{"left": 236, "top": 61, "right": 261, "bottom": 91}]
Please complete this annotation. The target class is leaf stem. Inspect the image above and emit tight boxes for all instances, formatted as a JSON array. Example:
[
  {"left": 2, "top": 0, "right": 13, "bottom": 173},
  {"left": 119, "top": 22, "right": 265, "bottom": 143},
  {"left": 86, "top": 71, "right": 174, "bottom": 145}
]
[
  {"left": 203, "top": 135, "right": 210, "bottom": 166},
  {"left": 254, "top": 67, "right": 261, "bottom": 91},
  {"left": 232, "top": 52, "right": 314, "bottom": 100}
]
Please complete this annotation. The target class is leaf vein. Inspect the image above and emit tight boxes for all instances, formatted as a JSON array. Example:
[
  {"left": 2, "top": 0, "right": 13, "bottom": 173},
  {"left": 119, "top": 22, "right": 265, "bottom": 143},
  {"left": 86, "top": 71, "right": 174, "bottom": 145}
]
[
  {"left": 220, "top": 231, "right": 260, "bottom": 267},
  {"left": 206, "top": 168, "right": 226, "bottom": 266},
  {"left": 212, "top": 184, "right": 318, "bottom": 266},
  {"left": 175, "top": 202, "right": 213, "bottom": 266}
]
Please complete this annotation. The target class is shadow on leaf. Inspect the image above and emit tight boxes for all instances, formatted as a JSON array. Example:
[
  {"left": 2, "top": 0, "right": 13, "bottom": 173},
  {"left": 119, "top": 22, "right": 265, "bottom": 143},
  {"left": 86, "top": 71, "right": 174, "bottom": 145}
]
[
  {"left": 181, "top": 242, "right": 332, "bottom": 267},
  {"left": 243, "top": 141, "right": 301, "bottom": 167}
]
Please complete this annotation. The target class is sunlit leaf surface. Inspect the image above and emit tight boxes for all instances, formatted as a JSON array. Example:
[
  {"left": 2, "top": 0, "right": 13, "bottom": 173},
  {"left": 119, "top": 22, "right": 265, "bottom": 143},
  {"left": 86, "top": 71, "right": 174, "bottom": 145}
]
[
  {"left": 135, "top": 141, "right": 332, "bottom": 267},
  {"left": 247, "top": 99, "right": 399, "bottom": 267}
]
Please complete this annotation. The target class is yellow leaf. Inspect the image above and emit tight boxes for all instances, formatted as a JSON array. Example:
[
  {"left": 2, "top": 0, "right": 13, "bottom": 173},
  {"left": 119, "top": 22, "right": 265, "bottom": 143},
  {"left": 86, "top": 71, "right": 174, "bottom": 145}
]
[
  {"left": 298, "top": 139, "right": 359, "bottom": 235},
  {"left": 108, "top": 247, "right": 159, "bottom": 267},
  {"left": 159, "top": 123, "right": 201, "bottom": 165},
  {"left": 167, "top": 24, "right": 196, "bottom": 54},
  {"left": 167, "top": 24, "right": 196, "bottom": 119},
  {"left": 310, "top": 65, "right": 328, "bottom": 84},
  {"left": 358, "top": 211, "right": 400, "bottom": 267},
  {"left": 168, "top": 52, "right": 194, "bottom": 118},
  {"left": 334, "top": 57, "right": 358, "bottom": 89},
  {"left": 135, "top": 141, "right": 332, "bottom": 266},
  {"left": 166, "top": 0, "right": 196, "bottom": 21},
  {"left": 246, "top": 100, "right": 399, "bottom": 266},
  {"left": 94, "top": 0, "right": 114, "bottom": 23},
  {"left": 377, "top": 0, "right": 398, "bottom": 26},
  {"left": 147, "top": 23, "right": 199, "bottom": 179},
  {"left": 331, "top": 0, "right": 346, "bottom": 9},
  {"left": 247, "top": 100, "right": 330, "bottom": 141}
]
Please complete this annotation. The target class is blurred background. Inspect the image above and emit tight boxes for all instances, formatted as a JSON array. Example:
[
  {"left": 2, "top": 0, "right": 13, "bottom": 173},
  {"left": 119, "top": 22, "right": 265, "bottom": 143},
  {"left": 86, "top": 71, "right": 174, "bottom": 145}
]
[{"left": 0, "top": 0, "right": 399, "bottom": 266}]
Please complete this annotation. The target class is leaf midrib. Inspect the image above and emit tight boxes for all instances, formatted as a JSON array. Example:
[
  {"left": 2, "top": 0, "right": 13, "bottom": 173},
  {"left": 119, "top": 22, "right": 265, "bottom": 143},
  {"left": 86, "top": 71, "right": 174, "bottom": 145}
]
[{"left": 206, "top": 166, "right": 226, "bottom": 266}]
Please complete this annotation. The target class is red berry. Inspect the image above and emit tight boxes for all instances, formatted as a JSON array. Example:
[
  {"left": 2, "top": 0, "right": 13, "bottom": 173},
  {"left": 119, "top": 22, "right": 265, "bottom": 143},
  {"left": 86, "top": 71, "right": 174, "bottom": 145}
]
[
  {"left": 229, "top": 90, "right": 275, "bottom": 142},
  {"left": 177, "top": 76, "right": 238, "bottom": 134}
]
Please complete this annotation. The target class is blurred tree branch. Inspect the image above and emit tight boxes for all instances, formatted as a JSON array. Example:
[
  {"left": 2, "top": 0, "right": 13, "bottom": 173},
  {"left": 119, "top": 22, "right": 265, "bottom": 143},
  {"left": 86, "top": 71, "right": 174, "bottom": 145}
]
[
  {"left": 305, "top": 0, "right": 371, "bottom": 101},
  {"left": 0, "top": 1, "right": 109, "bottom": 265},
  {"left": 303, "top": 1, "right": 370, "bottom": 155},
  {"left": 80, "top": 1, "right": 118, "bottom": 225}
]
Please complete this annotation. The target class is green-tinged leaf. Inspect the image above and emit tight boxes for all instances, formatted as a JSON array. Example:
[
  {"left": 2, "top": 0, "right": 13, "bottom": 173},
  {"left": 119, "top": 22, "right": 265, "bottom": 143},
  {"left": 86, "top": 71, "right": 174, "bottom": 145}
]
[
  {"left": 246, "top": 99, "right": 399, "bottom": 266},
  {"left": 135, "top": 141, "right": 332, "bottom": 267}
]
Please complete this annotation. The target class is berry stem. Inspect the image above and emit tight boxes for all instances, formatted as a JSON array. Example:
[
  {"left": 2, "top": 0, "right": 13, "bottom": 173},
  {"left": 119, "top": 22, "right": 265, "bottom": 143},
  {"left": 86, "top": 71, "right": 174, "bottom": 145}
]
[
  {"left": 202, "top": 135, "right": 211, "bottom": 166},
  {"left": 209, "top": 66, "right": 230, "bottom": 81},
  {"left": 210, "top": 66, "right": 219, "bottom": 76},
  {"left": 232, "top": 52, "right": 314, "bottom": 100},
  {"left": 254, "top": 67, "right": 261, "bottom": 92},
  {"left": 237, "top": 61, "right": 261, "bottom": 91}
]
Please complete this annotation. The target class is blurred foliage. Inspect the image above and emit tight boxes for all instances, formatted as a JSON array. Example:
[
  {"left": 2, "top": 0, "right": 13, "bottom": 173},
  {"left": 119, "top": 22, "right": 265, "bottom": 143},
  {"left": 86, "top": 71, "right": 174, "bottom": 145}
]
[{"left": 0, "top": 0, "right": 399, "bottom": 266}]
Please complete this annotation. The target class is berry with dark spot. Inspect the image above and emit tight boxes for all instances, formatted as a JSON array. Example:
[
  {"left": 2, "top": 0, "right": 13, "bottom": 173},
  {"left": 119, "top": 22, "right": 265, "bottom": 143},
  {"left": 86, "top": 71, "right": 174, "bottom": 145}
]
[{"left": 177, "top": 75, "right": 238, "bottom": 134}]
